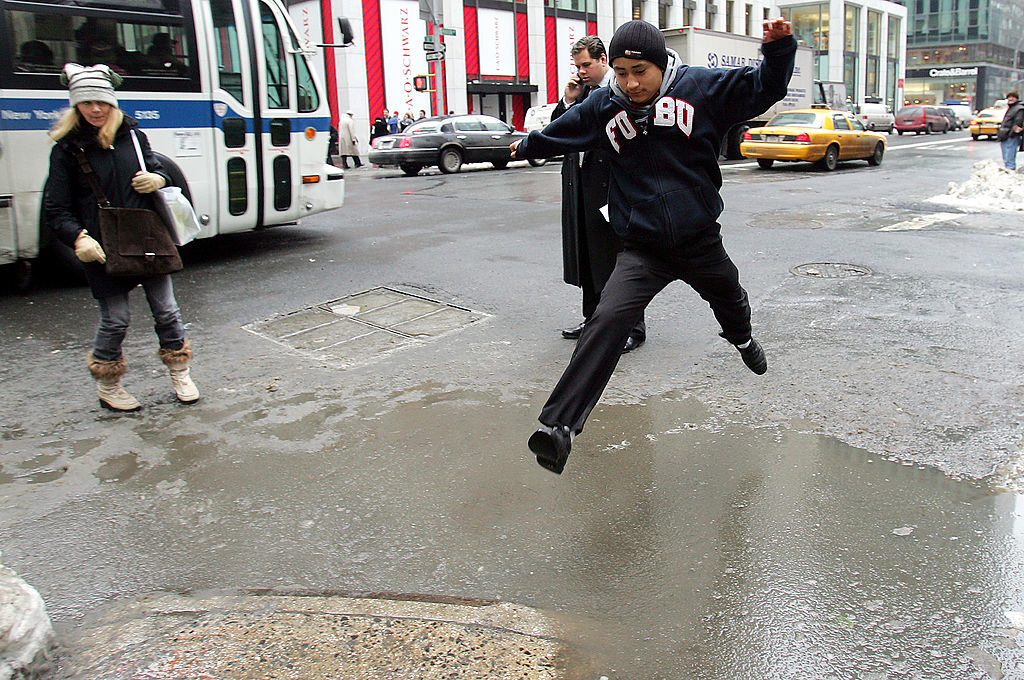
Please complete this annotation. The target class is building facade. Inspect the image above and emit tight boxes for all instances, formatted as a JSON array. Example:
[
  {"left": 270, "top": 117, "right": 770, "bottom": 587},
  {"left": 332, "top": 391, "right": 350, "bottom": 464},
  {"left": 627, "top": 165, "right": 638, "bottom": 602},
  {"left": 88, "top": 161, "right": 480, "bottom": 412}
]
[
  {"left": 285, "top": 0, "right": 904, "bottom": 154},
  {"left": 776, "top": 0, "right": 907, "bottom": 110},
  {"left": 894, "top": 0, "right": 1024, "bottom": 110}
]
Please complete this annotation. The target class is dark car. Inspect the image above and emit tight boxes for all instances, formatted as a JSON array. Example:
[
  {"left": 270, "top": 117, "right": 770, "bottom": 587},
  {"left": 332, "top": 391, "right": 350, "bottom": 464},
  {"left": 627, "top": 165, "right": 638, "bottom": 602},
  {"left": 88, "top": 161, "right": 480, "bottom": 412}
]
[
  {"left": 369, "top": 114, "right": 538, "bottom": 175},
  {"left": 894, "top": 105, "right": 950, "bottom": 135},
  {"left": 935, "top": 105, "right": 960, "bottom": 131}
]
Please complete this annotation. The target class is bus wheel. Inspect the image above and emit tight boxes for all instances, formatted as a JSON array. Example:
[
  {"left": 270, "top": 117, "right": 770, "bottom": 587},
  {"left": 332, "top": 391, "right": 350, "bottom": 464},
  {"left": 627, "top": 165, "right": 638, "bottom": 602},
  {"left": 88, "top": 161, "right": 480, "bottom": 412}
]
[{"left": 400, "top": 163, "right": 422, "bottom": 176}]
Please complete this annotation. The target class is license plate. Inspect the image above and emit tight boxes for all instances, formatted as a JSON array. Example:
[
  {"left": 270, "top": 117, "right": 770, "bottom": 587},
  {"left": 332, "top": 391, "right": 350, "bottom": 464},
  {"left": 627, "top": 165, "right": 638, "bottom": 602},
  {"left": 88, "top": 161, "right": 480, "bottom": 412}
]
[
  {"left": 767, "top": 135, "right": 781, "bottom": 143},
  {"left": 379, "top": 140, "right": 394, "bottom": 149}
]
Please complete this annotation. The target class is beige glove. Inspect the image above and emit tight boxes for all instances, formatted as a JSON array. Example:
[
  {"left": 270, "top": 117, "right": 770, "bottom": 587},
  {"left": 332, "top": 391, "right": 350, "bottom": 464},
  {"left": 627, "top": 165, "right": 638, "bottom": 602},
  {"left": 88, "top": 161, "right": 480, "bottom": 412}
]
[
  {"left": 131, "top": 171, "right": 166, "bottom": 194},
  {"left": 74, "top": 230, "right": 106, "bottom": 263}
]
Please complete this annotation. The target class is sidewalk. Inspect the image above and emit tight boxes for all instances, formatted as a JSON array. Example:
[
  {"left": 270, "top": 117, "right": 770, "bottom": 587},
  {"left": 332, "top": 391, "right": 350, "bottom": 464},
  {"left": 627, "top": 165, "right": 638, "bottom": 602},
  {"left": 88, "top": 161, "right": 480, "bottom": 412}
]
[{"left": 54, "top": 592, "right": 574, "bottom": 680}]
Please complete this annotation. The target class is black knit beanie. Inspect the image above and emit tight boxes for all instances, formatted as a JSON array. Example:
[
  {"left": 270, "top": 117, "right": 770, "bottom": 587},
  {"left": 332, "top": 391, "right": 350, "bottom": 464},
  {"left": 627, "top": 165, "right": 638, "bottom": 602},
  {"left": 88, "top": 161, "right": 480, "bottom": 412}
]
[{"left": 608, "top": 20, "right": 668, "bottom": 72}]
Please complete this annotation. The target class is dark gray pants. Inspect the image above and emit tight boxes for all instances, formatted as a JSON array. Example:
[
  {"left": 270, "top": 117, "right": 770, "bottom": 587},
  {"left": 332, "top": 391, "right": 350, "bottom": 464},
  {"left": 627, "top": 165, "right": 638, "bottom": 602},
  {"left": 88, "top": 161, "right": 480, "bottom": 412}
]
[{"left": 539, "top": 233, "right": 751, "bottom": 434}]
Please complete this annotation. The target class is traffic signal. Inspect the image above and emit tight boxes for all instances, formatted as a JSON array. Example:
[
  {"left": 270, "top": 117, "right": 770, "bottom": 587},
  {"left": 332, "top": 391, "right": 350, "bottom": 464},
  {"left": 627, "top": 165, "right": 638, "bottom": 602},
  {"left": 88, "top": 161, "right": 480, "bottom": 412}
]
[{"left": 414, "top": 75, "right": 429, "bottom": 92}]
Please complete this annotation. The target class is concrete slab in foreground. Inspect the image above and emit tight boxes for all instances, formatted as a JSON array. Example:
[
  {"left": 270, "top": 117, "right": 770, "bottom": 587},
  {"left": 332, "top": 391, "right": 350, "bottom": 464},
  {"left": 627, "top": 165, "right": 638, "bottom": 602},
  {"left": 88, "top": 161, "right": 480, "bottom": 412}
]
[{"left": 54, "top": 592, "right": 579, "bottom": 680}]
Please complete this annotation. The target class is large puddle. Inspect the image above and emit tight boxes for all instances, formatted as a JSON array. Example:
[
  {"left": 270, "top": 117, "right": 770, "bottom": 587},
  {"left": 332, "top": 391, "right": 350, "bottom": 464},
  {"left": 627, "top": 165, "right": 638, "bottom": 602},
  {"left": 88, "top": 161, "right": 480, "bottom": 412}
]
[{"left": 3, "top": 387, "right": 1023, "bottom": 679}]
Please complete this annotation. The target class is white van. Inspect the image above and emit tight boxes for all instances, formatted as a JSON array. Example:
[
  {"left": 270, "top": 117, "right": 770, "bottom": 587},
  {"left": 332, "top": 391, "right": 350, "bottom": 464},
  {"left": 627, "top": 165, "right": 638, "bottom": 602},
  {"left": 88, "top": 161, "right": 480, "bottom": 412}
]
[
  {"left": 857, "top": 102, "right": 895, "bottom": 133},
  {"left": 525, "top": 102, "right": 557, "bottom": 132}
]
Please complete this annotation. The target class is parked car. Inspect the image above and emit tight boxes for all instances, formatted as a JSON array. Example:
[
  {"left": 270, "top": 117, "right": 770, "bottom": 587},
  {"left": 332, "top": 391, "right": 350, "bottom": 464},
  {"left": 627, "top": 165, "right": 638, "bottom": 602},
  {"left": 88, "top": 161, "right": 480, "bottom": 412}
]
[
  {"left": 942, "top": 102, "right": 974, "bottom": 127},
  {"left": 856, "top": 101, "right": 895, "bottom": 133},
  {"left": 935, "top": 106, "right": 961, "bottom": 130},
  {"left": 894, "top": 105, "right": 950, "bottom": 134},
  {"left": 969, "top": 104, "right": 1007, "bottom": 140},
  {"left": 369, "top": 114, "right": 539, "bottom": 176},
  {"left": 740, "top": 106, "right": 887, "bottom": 171}
]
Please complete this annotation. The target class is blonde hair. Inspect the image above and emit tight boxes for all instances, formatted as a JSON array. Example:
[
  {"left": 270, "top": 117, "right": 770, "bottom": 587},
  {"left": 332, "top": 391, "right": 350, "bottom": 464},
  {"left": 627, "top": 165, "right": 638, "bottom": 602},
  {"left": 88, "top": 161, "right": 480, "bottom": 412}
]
[{"left": 49, "top": 105, "right": 124, "bottom": 149}]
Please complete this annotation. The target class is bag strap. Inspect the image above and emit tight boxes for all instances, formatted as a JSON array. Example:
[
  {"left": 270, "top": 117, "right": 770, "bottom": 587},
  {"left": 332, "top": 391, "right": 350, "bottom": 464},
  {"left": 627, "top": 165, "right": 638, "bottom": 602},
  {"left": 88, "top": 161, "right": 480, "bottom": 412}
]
[
  {"left": 71, "top": 147, "right": 112, "bottom": 208},
  {"left": 129, "top": 129, "right": 147, "bottom": 174}
]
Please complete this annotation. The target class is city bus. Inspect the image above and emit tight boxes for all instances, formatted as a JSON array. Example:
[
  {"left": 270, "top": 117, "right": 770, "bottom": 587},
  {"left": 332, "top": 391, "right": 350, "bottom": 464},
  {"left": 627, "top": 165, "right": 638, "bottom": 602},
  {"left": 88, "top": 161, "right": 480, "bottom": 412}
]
[{"left": 0, "top": 0, "right": 344, "bottom": 288}]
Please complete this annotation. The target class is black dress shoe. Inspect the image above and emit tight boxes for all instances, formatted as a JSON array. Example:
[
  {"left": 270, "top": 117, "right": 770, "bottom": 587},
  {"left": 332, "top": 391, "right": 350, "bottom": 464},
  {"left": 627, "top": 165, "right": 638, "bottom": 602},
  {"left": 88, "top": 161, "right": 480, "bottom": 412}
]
[
  {"left": 736, "top": 338, "right": 767, "bottom": 375},
  {"left": 621, "top": 334, "right": 646, "bottom": 354},
  {"left": 528, "top": 425, "right": 573, "bottom": 474},
  {"left": 561, "top": 321, "right": 586, "bottom": 340}
]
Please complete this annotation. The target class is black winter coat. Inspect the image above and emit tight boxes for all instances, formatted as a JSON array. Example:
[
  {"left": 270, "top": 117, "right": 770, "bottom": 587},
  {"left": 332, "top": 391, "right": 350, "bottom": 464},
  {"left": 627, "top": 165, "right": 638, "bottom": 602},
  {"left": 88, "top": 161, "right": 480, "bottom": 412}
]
[
  {"left": 551, "top": 87, "right": 616, "bottom": 287},
  {"left": 997, "top": 101, "right": 1024, "bottom": 142},
  {"left": 44, "top": 115, "right": 171, "bottom": 299}
]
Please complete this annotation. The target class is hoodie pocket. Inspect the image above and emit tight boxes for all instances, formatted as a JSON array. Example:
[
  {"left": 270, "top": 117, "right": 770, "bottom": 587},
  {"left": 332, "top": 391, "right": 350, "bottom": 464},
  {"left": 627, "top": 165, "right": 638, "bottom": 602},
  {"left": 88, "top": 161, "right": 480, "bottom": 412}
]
[{"left": 625, "top": 185, "right": 723, "bottom": 247}]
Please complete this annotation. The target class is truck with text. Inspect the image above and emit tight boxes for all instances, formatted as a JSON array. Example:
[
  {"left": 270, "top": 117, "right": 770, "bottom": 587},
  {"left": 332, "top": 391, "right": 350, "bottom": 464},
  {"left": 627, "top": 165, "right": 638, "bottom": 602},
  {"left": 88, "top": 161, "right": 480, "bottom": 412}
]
[{"left": 662, "top": 26, "right": 815, "bottom": 159}]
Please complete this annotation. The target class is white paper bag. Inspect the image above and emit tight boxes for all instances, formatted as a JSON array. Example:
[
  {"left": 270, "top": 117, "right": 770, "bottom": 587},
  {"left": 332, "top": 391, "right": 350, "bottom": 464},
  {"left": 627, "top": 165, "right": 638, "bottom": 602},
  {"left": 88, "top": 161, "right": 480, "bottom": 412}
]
[{"left": 131, "top": 130, "right": 201, "bottom": 245}]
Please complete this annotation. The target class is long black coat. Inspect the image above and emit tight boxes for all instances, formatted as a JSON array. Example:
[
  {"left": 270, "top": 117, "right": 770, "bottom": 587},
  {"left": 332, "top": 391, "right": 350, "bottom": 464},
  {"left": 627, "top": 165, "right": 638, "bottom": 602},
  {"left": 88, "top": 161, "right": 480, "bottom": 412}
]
[
  {"left": 44, "top": 115, "right": 171, "bottom": 299},
  {"left": 552, "top": 88, "right": 617, "bottom": 288}
]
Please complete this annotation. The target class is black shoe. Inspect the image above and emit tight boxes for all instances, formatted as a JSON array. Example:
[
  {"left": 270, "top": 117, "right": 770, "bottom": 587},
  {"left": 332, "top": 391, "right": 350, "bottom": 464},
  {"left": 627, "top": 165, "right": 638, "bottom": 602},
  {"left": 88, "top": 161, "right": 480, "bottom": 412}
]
[
  {"left": 736, "top": 338, "right": 767, "bottom": 375},
  {"left": 622, "top": 334, "right": 645, "bottom": 354},
  {"left": 560, "top": 321, "right": 587, "bottom": 340},
  {"left": 528, "top": 425, "right": 573, "bottom": 474}
]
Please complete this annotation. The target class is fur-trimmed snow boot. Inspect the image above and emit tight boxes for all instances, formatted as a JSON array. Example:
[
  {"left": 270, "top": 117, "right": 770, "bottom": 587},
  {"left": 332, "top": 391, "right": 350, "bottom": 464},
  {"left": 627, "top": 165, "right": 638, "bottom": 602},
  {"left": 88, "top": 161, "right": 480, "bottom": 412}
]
[
  {"left": 158, "top": 339, "right": 200, "bottom": 404},
  {"left": 87, "top": 353, "right": 142, "bottom": 412}
]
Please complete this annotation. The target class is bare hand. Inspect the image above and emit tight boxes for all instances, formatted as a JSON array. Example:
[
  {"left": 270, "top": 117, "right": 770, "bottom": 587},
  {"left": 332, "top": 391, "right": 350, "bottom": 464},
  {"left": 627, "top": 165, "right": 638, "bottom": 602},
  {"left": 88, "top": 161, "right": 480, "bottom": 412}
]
[
  {"left": 131, "top": 171, "right": 166, "bottom": 194},
  {"left": 563, "top": 77, "right": 582, "bottom": 104},
  {"left": 763, "top": 17, "right": 793, "bottom": 42},
  {"left": 510, "top": 139, "right": 522, "bottom": 159}
]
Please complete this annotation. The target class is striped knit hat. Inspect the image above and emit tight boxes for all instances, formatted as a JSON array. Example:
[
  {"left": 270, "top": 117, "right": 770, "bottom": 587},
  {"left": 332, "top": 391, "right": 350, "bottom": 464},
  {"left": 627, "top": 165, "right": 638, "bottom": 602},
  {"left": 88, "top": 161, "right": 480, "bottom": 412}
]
[{"left": 60, "top": 63, "right": 122, "bottom": 107}]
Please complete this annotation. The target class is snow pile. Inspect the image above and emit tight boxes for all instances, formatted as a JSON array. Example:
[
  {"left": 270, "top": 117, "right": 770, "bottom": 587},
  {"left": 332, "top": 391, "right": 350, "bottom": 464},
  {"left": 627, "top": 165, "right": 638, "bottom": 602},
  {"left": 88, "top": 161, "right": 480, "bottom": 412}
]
[
  {"left": 928, "top": 159, "right": 1024, "bottom": 212},
  {"left": 0, "top": 564, "right": 53, "bottom": 680}
]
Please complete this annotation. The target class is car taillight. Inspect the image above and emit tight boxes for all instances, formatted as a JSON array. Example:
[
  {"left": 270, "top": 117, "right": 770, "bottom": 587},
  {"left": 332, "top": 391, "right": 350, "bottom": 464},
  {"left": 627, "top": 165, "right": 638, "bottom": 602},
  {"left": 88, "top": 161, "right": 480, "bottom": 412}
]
[
  {"left": 969, "top": 119, "right": 978, "bottom": 125},
  {"left": 399, "top": 137, "right": 412, "bottom": 148},
  {"left": 795, "top": 132, "right": 810, "bottom": 142},
  {"left": 743, "top": 131, "right": 752, "bottom": 140}
]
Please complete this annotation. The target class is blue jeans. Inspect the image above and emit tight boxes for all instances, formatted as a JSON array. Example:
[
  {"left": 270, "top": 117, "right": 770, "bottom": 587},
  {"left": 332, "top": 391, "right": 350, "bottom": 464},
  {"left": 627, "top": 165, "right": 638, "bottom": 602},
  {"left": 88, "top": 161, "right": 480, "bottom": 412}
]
[
  {"left": 1001, "top": 135, "right": 1020, "bottom": 170},
  {"left": 93, "top": 275, "right": 185, "bottom": 361}
]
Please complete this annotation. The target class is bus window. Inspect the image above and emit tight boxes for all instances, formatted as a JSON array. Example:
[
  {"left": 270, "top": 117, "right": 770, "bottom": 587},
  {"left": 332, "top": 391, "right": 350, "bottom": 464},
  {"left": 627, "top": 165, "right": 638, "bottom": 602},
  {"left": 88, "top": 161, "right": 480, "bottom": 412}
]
[
  {"left": 7, "top": 9, "right": 191, "bottom": 80},
  {"left": 223, "top": 118, "right": 246, "bottom": 148},
  {"left": 295, "top": 54, "right": 319, "bottom": 113},
  {"left": 260, "top": 3, "right": 288, "bottom": 109},
  {"left": 226, "top": 157, "right": 248, "bottom": 216},
  {"left": 210, "top": 0, "right": 244, "bottom": 103},
  {"left": 270, "top": 118, "right": 290, "bottom": 147},
  {"left": 272, "top": 155, "right": 291, "bottom": 211}
]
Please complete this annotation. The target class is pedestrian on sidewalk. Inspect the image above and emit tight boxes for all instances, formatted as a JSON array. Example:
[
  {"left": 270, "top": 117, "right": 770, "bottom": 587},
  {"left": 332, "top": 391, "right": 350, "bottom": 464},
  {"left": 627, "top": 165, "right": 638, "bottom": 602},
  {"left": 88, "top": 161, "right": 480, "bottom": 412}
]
[
  {"left": 337, "top": 110, "right": 362, "bottom": 168},
  {"left": 511, "top": 18, "right": 796, "bottom": 474},
  {"left": 44, "top": 63, "right": 200, "bottom": 412},
  {"left": 997, "top": 90, "right": 1024, "bottom": 170}
]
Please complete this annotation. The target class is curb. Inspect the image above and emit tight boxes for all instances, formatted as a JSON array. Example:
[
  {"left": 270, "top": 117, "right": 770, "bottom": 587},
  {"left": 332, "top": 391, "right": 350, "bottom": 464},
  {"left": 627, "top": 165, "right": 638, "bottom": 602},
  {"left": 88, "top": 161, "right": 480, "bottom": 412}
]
[{"left": 55, "top": 592, "right": 587, "bottom": 679}]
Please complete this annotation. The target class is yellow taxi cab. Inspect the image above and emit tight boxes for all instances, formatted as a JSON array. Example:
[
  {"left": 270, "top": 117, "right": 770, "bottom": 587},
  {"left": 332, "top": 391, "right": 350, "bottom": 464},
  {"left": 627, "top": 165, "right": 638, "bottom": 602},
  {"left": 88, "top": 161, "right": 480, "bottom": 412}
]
[
  {"left": 740, "top": 105, "right": 888, "bottom": 171},
  {"left": 969, "top": 104, "right": 1006, "bottom": 140}
]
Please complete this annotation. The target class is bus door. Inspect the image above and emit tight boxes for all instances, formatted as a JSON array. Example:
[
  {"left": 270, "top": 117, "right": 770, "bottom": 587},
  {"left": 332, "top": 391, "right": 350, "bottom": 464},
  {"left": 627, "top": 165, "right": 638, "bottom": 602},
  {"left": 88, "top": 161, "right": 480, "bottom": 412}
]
[
  {"left": 207, "top": 0, "right": 261, "bottom": 234},
  {"left": 253, "top": 0, "right": 302, "bottom": 225}
]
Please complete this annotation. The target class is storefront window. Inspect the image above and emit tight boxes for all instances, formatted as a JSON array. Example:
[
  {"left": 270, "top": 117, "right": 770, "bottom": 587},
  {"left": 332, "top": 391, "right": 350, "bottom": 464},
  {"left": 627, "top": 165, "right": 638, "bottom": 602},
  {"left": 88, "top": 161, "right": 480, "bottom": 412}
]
[
  {"left": 888, "top": 16, "right": 900, "bottom": 55},
  {"left": 844, "top": 4, "right": 859, "bottom": 51},
  {"left": 867, "top": 10, "right": 880, "bottom": 56},
  {"left": 784, "top": 4, "right": 828, "bottom": 51}
]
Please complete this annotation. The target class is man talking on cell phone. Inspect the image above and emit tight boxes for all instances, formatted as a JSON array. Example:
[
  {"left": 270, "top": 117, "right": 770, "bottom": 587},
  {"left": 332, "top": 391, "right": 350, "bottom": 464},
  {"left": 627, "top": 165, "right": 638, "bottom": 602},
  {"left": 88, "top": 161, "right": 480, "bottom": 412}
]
[{"left": 552, "top": 35, "right": 647, "bottom": 354}]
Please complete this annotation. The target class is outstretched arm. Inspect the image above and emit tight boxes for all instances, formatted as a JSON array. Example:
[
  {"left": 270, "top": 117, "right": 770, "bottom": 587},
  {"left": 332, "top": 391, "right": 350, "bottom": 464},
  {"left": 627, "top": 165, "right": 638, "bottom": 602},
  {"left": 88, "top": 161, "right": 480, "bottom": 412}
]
[{"left": 511, "top": 97, "right": 605, "bottom": 159}]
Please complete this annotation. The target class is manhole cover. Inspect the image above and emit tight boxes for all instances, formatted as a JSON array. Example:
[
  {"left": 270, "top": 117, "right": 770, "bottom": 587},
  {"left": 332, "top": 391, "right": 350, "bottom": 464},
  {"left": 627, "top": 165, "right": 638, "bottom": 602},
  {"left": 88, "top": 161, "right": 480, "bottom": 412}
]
[
  {"left": 244, "top": 287, "right": 489, "bottom": 366},
  {"left": 790, "top": 262, "right": 873, "bottom": 278}
]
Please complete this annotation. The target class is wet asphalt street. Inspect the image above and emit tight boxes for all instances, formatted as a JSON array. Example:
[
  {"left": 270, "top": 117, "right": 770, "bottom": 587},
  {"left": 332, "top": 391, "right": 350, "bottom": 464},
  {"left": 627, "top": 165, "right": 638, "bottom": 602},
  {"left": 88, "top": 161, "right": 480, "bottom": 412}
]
[{"left": 2, "top": 129, "right": 1024, "bottom": 679}]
